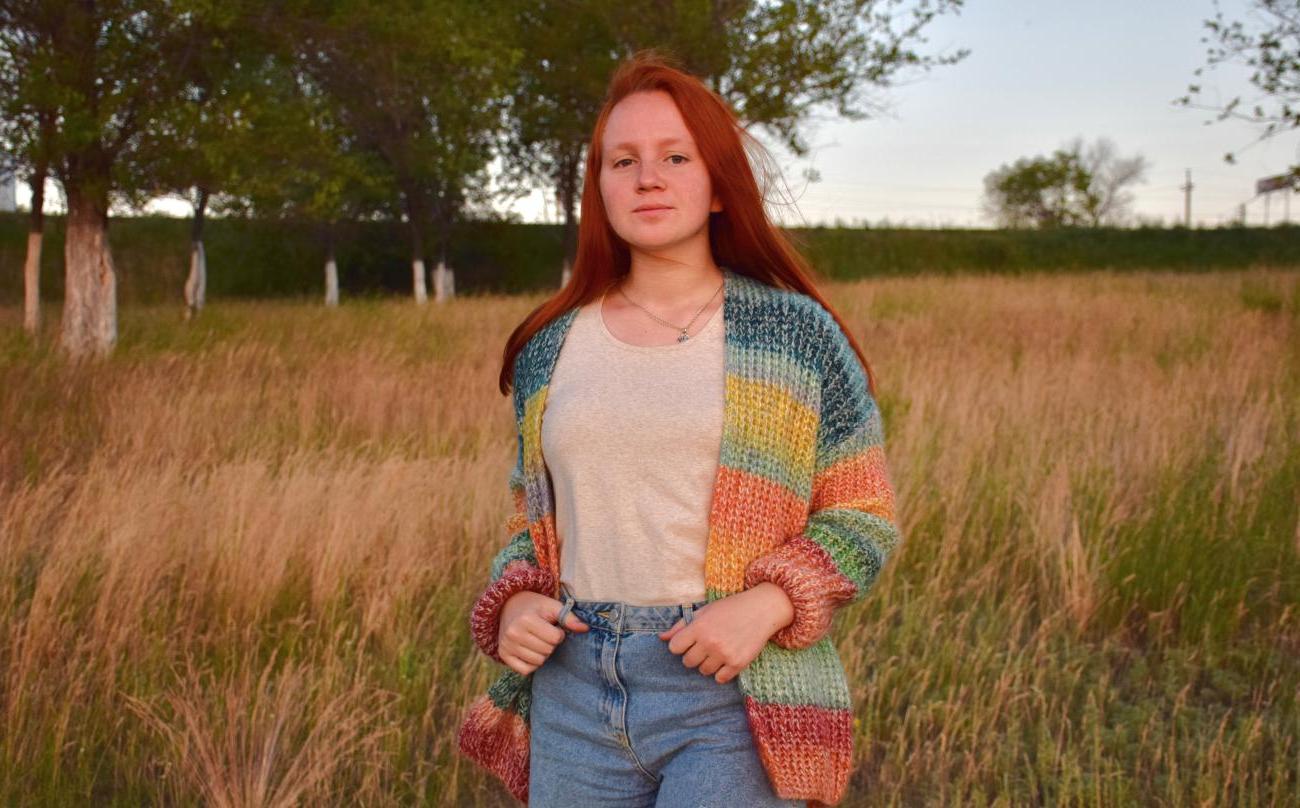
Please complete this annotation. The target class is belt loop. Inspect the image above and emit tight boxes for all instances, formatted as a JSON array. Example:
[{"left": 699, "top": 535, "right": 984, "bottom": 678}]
[
  {"left": 555, "top": 582, "right": 575, "bottom": 630},
  {"left": 682, "top": 601, "right": 694, "bottom": 625}
]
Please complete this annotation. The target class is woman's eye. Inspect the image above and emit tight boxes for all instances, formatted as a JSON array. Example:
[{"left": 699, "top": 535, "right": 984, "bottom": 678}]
[{"left": 613, "top": 155, "right": 686, "bottom": 168}]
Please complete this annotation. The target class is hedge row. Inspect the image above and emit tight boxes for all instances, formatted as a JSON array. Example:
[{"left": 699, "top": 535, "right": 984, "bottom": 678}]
[{"left": 2, "top": 212, "right": 1298, "bottom": 304}]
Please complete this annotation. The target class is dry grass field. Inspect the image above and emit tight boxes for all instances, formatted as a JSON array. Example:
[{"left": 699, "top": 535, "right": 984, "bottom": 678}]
[{"left": 1, "top": 267, "right": 1297, "bottom": 806}]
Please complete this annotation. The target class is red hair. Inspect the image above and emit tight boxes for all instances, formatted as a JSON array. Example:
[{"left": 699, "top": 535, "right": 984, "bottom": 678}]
[{"left": 498, "top": 48, "right": 878, "bottom": 399}]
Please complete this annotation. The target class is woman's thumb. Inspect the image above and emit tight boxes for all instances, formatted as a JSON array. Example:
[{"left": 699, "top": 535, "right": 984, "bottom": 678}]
[{"left": 554, "top": 604, "right": 588, "bottom": 632}]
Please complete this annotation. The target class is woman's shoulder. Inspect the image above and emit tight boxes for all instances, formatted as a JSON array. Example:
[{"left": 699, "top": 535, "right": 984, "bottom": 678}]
[
  {"left": 510, "top": 305, "right": 581, "bottom": 411},
  {"left": 733, "top": 275, "right": 838, "bottom": 373},
  {"left": 733, "top": 271, "right": 830, "bottom": 324},
  {"left": 516, "top": 306, "right": 579, "bottom": 367}
]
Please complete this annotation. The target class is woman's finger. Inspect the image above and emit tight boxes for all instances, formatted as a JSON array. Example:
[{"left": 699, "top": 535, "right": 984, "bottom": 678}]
[
  {"left": 503, "top": 622, "right": 553, "bottom": 657},
  {"left": 680, "top": 644, "right": 708, "bottom": 670},
  {"left": 509, "top": 643, "right": 548, "bottom": 666},
  {"left": 658, "top": 619, "right": 683, "bottom": 641}
]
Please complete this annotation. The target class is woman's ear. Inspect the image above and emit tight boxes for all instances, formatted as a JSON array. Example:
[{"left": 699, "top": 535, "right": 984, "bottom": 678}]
[{"left": 710, "top": 193, "right": 723, "bottom": 213}]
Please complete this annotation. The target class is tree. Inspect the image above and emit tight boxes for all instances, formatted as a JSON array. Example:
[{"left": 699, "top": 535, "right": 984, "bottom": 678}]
[
  {"left": 1175, "top": 0, "right": 1300, "bottom": 179},
  {"left": 0, "top": 0, "right": 218, "bottom": 358},
  {"left": 500, "top": 0, "right": 972, "bottom": 279},
  {"left": 213, "top": 38, "right": 390, "bottom": 307},
  {"left": 981, "top": 150, "right": 1088, "bottom": 229},
  {"left": 131, "top": 1, "right": 277, "bottom": 320},
  {"left": 0, "top": 1, "right": 56, "bottom": 336},
  {"left": 496, "top": 1, "right": 620, "bottom": 279},
  {"left": 284, "top": 0, "right": 518, "bottom": 303},
  {"left": 1065, "top": 135, "right": 1150, "bottom": 227},
  {"left": 981, "top": 137, "right": 1148, "bottom": 229}
]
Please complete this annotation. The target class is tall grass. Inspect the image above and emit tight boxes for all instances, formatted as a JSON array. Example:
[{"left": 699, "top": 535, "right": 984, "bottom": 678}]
[{"left": 0, "top": 268, "right": 1296, "bottom": 806}]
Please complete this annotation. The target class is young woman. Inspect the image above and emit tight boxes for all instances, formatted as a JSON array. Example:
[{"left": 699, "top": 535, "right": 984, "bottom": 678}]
[{"left": 458, "top": 50, "right": 901, "bottom": 808}]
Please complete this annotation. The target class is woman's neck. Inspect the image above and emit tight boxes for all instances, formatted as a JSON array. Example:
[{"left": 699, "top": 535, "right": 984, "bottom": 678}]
[{"left": 616, "top": 261, "right": 724, "bottom": 310}]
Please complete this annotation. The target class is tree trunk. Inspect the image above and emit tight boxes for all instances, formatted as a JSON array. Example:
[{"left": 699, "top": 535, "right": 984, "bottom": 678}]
[
  {"left": 431, "top": 212, "right": 454, "bottom": 302},
  {"left": 184, "top": 187, "right": 209, "bottom": 320},
  {"left": 325, "top": 255, "right": 339, "bottom": 306},
  {"left": 185, "top": 241, "right": 206, "bottom": 319},
  {"left": 24, "top": 231, "right": 44, "bottom": 335},
  {"left": 558, "top": 142, "right": 581, "bottom": 287},
  {"left": 324, "top": 222, "right": 339, "bottom": 307},
  {"left": 412, "top": 257, "right": 427, "bottom": 304},
  {"left": 60, "top": 184, "right": 118, "bottom": 358},
  {"left": 22, "top": 164, "right": 46, "bottom": 336},
  {"left": 433, "top": 259, "right": 455, "bottom": 302},
  {"left": 407, "top": 211, "right": 428, "bottom": 304},
  {"left": 402, "top": 188, "right": 430, "bottom": 304}
]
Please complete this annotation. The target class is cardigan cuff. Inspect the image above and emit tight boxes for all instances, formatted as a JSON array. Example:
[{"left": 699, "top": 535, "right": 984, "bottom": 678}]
[
  {"left": 743, "top": 535, "right": 857, "bottom": 650},
  {"left": 470, "top": 560, "right": 557, "bottom": 664}
]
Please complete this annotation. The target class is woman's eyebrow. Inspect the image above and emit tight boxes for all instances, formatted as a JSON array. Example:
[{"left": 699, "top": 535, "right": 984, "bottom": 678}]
[{"left": 606, "top": 136, "right": 689, "bottom": 153}]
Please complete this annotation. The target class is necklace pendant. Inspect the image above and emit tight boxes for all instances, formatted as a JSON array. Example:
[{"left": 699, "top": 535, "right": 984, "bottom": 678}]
[{"left": 677, "top": 330, "right": 690, "bottom": 343}]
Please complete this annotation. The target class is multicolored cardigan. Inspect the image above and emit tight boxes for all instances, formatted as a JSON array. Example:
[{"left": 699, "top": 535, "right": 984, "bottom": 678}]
[{"left": 456, "top": 268, "right": 901, "bottom": 807}]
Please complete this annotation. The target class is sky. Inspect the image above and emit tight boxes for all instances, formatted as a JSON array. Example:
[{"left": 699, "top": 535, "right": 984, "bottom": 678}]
[
  {"left": 17, "top": 0, "right": 1300, "bottom": 229},
  {"left": 506, "top": 0, "right": 1300, "bottom": 229}
]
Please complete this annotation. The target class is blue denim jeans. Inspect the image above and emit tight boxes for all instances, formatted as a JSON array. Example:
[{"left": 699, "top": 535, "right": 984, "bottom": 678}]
[{"left": 528, "top": 582, "right": 804, "bottom": 807}]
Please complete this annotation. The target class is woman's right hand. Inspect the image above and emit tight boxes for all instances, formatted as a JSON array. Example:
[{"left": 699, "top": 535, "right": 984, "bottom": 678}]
[{"left": 497, "top": 590, "right": 589, "bottom": 675}]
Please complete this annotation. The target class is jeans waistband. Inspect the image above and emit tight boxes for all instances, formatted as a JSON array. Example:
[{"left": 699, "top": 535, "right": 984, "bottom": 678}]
[{"left": 555, "top": 581, "right": 710, "bottom": 632}]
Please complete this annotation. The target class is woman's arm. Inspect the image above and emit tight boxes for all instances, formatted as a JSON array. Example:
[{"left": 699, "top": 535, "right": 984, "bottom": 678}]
[
  {"left": 742, "top": 309, "right": 902, "bottom": 650},
  {"left": 468, "top": 431, "right": 557, "bottom": 665}
]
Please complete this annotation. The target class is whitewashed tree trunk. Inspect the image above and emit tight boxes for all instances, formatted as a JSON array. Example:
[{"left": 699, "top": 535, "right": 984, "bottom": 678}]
[
  {"left": 23, "top": 230, "right": 42, "bottom": 335},
  {"left": 23, "top": 163, "right": 47, "bottom": 336},
  {"left": 184, "top": 188, "right": 209, "bottom": 321},
  {"left": 60, "top": 189, "right": 118, "bottom": 358},
  {"left": 413, "top": 258, "right": 428, "bottom": 303},
  {"left": 560, "top": 256, "right": 572, "bottom": 288},
  {"left": 184, "top": 240, "right": 206, "bottom": 320},
  {"left": 325, "top": 256, "right": 339, "bottom": 306},
  {"left": 433, "top": 259, "right": 455, "bottom": 302}
]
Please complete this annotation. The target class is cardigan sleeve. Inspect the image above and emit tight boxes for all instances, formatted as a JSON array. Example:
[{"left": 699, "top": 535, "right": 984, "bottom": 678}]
[
  {"left": 468, "top": 426, "right": 557, "bottom": 665},
  {"left": 742, "top": 310, "right": 902, "bottom": 650}
]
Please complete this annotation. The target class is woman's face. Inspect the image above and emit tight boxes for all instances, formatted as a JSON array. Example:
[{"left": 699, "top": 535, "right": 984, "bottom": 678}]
[{"left": 598, "top": 90, "right": 722, "bottom": 255}]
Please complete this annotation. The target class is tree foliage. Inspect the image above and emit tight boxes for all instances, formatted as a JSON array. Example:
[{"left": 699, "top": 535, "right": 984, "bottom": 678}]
[
  {"left": 128, "top": 1, "right": 278, "bottom": 217},
  {"left": 604, "top": 0, "right": 972, "bottom": 158},
  {"left": 1176, "top": 0, "right": 1300, "bottom": 178},
  {"left": 981, "top": 137, "right": 1148, "bottom": 229},
  {"left": 0, "top": 0, "right": 217, "bottom": 205},
  {"left": 280, "top": 0, "right": 519, "bottom": 263}
]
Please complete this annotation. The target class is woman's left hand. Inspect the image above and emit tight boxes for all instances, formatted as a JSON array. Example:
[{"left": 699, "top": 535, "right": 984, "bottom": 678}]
[{"left": 658, "top": 582, "right": 794, "bottom": 684}]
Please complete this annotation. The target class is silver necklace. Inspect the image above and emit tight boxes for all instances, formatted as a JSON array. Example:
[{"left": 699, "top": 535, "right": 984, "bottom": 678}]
[{"left": 612, "top": 275, "right": 724, "bottom": 343}]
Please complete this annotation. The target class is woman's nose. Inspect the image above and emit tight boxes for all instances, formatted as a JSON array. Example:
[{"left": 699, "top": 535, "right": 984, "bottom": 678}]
[{"left": 636, "top": 163, "right": 664, "bottom": 189}]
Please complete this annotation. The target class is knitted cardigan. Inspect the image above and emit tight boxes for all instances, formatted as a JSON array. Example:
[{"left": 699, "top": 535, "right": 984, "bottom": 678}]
[{"left": 456, "top": 268, "right": 901, "bottom": 807}]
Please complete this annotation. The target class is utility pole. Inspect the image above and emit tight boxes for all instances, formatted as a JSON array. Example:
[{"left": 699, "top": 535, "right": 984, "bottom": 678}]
[{"left": 1180, "top": 169, "right": 1193, "bottom": 227}]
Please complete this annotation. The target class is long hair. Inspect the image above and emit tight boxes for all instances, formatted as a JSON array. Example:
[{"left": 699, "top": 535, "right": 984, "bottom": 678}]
[{"left": 498, "top": 48, "right": 878, "bottom": 400}]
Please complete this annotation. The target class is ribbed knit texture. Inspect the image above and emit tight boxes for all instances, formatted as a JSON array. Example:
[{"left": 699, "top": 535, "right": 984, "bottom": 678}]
[{"left": 457, "top": 268, "right": 901, "bottom": 807}]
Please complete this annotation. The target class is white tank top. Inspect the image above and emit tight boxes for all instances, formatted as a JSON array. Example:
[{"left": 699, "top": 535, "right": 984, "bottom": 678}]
[{"left": 540, "top": 291, "right": 725, "bottom": 605}]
